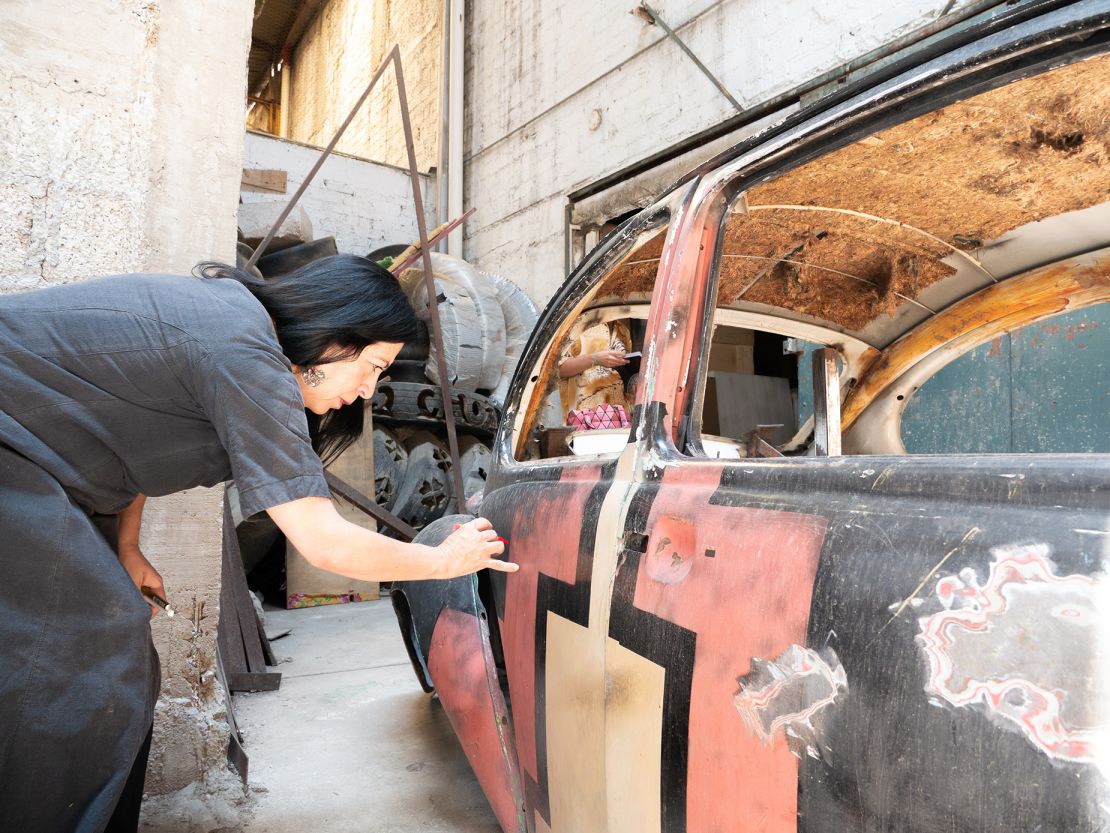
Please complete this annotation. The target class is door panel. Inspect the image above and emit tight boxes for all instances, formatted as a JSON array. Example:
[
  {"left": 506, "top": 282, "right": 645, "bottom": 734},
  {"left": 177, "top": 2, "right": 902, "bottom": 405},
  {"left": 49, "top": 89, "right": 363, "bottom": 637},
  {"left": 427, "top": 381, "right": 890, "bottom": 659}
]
[
  {"left": 609, "top": 462, "right": 828, "bottom": 833},
  {"left": 638, "top": 453, "right": 1109, "bottom": 832},
  {"left": 482, "top": 458, "right": 635, "bottom": 832}
]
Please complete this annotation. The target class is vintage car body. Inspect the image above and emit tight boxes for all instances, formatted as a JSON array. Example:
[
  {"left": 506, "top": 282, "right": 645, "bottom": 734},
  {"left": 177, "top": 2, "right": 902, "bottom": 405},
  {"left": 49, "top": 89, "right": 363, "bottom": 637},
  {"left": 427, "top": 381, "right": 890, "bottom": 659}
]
[{"left": 393, "top": 4, "right": 1109, "bottom": 831}]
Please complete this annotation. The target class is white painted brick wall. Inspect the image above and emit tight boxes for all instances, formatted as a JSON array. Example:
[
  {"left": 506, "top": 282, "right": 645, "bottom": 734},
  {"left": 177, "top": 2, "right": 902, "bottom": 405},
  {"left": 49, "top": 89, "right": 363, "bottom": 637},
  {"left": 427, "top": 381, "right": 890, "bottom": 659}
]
[
  {"left": 464, "top": 0, "right": 981, "bottom": 305},
  {"left": 242, "top": 131, "right": 436, "bottom": 256}
]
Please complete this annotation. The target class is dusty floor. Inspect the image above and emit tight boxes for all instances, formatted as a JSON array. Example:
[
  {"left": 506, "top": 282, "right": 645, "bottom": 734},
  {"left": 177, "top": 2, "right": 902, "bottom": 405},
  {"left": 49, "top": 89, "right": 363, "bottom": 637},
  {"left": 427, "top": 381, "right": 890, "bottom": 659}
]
[{"left": 140, "top": 599, "right": 500, "bottom": 833}]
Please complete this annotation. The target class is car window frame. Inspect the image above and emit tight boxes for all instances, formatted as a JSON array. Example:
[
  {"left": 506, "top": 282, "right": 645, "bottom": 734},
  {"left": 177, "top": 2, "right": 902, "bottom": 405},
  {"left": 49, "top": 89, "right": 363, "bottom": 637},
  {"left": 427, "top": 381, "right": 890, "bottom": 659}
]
[{"left": 500, "top": 202, "right": 676, "bottom": 468}]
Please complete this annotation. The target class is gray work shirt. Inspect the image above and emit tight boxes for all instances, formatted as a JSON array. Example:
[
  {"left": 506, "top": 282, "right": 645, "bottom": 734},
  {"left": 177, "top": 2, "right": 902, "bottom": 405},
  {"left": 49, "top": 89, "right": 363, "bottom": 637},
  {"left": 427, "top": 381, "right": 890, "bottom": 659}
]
[{"left": 0, "top": 273, "right": 329, "bottom": 518}]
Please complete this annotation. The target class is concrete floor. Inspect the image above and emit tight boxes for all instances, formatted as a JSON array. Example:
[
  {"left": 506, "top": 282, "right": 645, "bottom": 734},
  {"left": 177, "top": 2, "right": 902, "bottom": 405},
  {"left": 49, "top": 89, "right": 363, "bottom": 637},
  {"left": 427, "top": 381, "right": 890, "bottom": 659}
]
[{"left": 142, "top": 599, "right": 500, "bottom": 833}]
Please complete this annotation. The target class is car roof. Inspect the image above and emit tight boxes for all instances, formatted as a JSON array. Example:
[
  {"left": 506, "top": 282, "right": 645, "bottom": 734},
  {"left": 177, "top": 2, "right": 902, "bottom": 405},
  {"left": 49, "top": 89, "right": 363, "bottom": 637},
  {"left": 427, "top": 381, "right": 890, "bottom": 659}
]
[{"left": 574, "top": 3, "right": 1110, "bottom": 350}]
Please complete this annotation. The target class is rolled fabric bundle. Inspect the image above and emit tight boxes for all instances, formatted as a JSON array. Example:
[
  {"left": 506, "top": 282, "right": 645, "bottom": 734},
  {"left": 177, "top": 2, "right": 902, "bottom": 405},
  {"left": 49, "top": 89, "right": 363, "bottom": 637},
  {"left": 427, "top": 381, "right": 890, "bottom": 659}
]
[
  {"left": 403, "top": 276, "right": 484, "bottom": 391},
  {"left": 401, "top": 253, "right": 506, "bottom": 393},
  {"left": 485, "top": 272, "right": 539, "bottom": 406}
]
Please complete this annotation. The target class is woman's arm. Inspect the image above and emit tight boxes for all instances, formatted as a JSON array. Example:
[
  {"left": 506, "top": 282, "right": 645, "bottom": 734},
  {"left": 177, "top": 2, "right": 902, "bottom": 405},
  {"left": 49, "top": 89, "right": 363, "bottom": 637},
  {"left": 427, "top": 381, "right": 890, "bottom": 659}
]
[
  {"left": 116, "top": 494, "right": 168, "bottom": 617},
  {"left": 266, "top": 496, "right": 517, "bottom": 581},
  {"left": 558, "top": 350, "right": 628, "bottom": 378},
  {"left": 118, "top": 494, "right": 146, "bottom": 552}
]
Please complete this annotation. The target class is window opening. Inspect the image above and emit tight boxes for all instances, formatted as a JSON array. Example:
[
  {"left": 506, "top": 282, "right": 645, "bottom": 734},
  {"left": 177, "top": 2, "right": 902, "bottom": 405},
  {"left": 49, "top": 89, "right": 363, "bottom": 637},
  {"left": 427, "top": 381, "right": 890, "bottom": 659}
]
[
  {"left": 513, "top": 218, "right": 668, "bottom": 462},
  {"left": 696, "top": 319, "right": 848, "bottom": 458}
]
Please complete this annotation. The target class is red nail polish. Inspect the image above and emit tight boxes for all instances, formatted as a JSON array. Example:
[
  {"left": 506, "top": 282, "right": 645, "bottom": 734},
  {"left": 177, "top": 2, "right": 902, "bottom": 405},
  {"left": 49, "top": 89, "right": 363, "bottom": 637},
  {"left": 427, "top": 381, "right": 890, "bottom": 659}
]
[{"left": 497, "top": 537, "right": 509, "bottom": 546}]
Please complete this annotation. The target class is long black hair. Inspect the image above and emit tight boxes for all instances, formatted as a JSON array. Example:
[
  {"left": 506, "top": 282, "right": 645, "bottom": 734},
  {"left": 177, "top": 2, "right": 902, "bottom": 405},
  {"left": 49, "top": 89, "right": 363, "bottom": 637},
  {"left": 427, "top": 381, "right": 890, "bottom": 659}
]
[{"left": 195, "top": 255, "right": 418, "bottom": 463}]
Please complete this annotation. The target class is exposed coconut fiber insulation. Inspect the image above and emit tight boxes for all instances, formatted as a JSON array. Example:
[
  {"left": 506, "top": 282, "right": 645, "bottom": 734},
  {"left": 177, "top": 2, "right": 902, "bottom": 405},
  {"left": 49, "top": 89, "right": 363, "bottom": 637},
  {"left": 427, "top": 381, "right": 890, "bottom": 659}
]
[{"left": 595, "top": 54, "right": 1110, "bottom": 331}]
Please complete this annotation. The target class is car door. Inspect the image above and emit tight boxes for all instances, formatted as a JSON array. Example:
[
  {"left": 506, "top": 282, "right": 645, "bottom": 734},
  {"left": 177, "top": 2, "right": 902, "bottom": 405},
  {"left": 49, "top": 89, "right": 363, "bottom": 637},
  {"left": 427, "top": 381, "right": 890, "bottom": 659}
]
[{"left": 480, "top": 196, "right": 682, "bottom": 833}]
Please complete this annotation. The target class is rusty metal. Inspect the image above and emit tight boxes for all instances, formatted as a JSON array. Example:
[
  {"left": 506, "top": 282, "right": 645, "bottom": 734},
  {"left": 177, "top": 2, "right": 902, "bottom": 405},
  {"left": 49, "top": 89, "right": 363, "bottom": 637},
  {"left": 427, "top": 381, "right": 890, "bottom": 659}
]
[
  {"left": 325, "top": 470, "right": 418, "bottom": 541},
  {"left": 634, "top": 3, "right": 744, "bottom": 114},
  {"left": 744, "top": 426, "right": 785, "bottom": 458},
  {"left": 393, "top": 10, "right": 1110, "bottom": 831},
  {"left": 393, "top": 48, "right": 468, "bottom": 506},
  {"left": 387, "top": 207, "right": 476, "bottom": 274},
  {"left": 245, "top": 44, "right": 468, "bottom": 516}
]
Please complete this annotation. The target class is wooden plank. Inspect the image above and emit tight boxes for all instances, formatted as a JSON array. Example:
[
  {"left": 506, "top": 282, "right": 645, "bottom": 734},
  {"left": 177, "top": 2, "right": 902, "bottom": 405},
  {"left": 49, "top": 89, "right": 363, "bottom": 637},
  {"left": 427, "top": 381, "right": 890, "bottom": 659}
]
[
  {"left": 241, "top": 168, "right": 287, "bottom": 194},
  {"left": 217, "top": 521, "right": 249, "bottom": 679},
  {"left": 223, "top": 500, "right": 269, "bottom": 673},
  {"left": 227, "top": 672, "right": 282, "bottom": 693},
  {"left": 214, "top": 645, "right": 249, "bottom": 783},
  {"left": 219, "top": 495, "right": 282, "bottom": 692}
]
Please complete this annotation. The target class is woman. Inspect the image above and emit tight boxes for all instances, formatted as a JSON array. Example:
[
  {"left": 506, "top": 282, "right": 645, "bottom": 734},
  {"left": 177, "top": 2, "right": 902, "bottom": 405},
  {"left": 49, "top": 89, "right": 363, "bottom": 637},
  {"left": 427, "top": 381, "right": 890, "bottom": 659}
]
[
  {"left": 0, "top": 255, "right": 514, "bottom": 833},
  {"left": 557, "top": 319, "right": 633, "bottom": 430}
]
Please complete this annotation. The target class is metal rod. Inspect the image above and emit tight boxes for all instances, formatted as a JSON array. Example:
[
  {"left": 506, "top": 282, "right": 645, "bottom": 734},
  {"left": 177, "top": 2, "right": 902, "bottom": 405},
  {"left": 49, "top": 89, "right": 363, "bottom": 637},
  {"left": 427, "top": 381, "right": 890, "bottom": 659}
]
[
  {"left": 246, "top": 45, "right": 469, "bottom": 520},
  {"left": 636, "top": 3, "right": 744, "bottom": 114},
  {"left": 245, "top": 50, "right": 396, "bottom": 268},
  {"left": 749, "top": 203, "right": 997, "bottom": 284},
  {"left": 812, "top": 347, "right": 842, "bottom": 457},
  {"left": 392, "top": 49, "right": 468, "bottom": 506},
  {"left": 325, "top": 471, "right": 417, "bottom": 541}
]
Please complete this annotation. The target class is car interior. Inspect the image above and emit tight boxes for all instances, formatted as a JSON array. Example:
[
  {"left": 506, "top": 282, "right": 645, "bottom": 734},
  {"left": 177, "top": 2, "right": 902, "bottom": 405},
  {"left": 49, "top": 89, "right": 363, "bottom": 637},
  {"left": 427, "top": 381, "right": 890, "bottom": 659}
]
[{"left": 514, "top": 53, "right": 1108, "bottom": 463}]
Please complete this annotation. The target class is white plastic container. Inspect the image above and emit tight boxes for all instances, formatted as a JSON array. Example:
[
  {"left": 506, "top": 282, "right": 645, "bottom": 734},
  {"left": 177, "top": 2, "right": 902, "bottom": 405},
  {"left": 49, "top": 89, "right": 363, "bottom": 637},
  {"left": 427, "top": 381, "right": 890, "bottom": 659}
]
[{"left": 568, "top": 428, "right": 628, "bottom": 456}]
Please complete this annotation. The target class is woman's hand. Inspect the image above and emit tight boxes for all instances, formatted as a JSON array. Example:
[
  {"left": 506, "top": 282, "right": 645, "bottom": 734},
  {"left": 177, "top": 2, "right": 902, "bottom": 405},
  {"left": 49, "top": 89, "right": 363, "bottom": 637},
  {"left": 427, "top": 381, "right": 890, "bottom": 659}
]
[
  {"left": 591, "top": 349, "right": 629, "bottom": 368},
  {"left": 436, "top": 517, "right": 518, "bottom": 578},
  {"left": 118, "top": 544, "right": 167, "bottom": 619}
]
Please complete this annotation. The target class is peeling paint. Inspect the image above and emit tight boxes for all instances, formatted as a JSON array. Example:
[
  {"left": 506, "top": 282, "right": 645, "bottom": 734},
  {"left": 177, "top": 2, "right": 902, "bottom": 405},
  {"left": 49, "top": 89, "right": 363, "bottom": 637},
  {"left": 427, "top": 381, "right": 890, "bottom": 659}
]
[
  {"left": 733, "top": 644, "right": 847, "bottom": 761},
  {"left": 916, "top": 544, "right": 1107, "bottom": 765}
]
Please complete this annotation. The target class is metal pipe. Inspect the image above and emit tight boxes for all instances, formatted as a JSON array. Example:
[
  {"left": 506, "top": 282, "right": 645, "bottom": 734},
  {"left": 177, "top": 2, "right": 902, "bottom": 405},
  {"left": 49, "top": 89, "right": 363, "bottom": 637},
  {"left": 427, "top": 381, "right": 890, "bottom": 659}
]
[
  {"left": 446, "top": 0, "right": 465, "bottom": 256},
  {"left": 636, "top": 2, "right": 744, "bottom": 114},
  {"left": 437, "top": 0, "right": 452, "bottom": 244},
  {"left": 278, "top": 47, "right": 291, "bottom": 138},
  {"left": 393, "top": 48, "right": 469, "bottom": 505}
]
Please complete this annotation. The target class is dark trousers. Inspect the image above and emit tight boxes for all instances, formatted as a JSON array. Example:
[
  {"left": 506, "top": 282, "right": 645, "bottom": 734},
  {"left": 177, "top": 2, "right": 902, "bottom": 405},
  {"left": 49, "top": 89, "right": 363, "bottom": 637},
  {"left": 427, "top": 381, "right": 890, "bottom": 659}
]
[
  {"left": 104, "top": 726, "right": 153, "bottom": 833},
  {"left": 0, "top": 445, "right": 161, "bottom": 833}
]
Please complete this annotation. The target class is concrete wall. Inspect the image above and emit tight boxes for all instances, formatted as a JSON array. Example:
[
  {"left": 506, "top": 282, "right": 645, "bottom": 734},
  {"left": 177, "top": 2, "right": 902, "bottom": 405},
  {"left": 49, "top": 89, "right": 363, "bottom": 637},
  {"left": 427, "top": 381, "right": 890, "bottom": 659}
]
[
  {"left": 287, "top": 0, "right": 441, "bottom": 172},
  {"left": 0, "top": 0, "right": 253, "bottom": 797},
  {"left": 243, "top": 130, "right": 436, "bottom": 255},
  {"left": 463, "top": 0, "right": 983, "bottom": 304}
]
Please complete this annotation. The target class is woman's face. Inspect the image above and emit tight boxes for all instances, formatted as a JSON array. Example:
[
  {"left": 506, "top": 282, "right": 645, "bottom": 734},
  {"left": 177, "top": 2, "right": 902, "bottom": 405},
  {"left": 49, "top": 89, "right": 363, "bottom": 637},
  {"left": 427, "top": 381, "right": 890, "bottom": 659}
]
[{"left": 295, "top": 342, "right": 404, "bottom": 414}]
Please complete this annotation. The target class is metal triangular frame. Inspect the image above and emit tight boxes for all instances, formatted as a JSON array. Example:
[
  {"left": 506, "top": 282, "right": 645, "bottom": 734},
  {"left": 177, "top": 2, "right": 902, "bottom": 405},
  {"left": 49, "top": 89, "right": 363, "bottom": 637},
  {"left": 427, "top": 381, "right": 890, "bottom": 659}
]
[{"left": 245, "top": 45, "right": 467, "bottom": 512}]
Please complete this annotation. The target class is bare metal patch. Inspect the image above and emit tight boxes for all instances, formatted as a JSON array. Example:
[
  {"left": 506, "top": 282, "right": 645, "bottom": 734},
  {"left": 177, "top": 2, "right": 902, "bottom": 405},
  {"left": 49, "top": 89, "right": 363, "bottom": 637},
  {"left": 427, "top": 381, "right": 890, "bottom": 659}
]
[
  {"left": 916, "top": 544, "right": 1107, "bottom": 765},
  {"left": 732, "top": 645, "right": 847, "bottom": 761}
]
